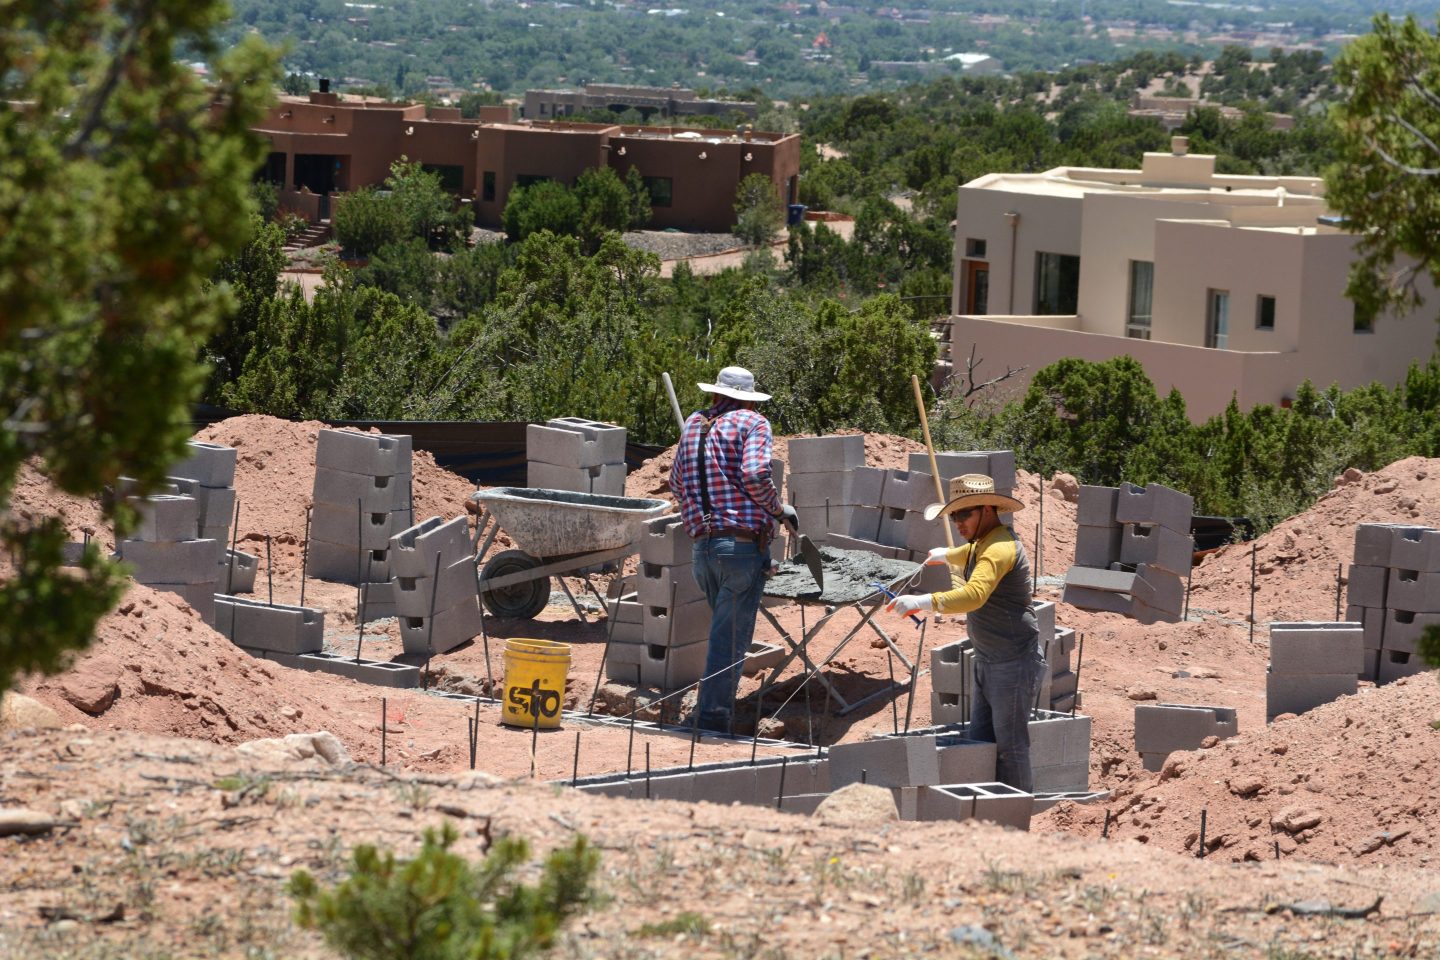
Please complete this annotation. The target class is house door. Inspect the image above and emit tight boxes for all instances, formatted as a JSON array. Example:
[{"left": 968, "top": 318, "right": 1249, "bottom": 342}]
[{"left": 964, "top": 260, "right": 989, "bottom": 315}]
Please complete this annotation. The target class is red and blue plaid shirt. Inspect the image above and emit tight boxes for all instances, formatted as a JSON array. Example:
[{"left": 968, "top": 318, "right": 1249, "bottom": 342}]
[{"left": 670, "top": 398, "right": 782, "bottom": 539}]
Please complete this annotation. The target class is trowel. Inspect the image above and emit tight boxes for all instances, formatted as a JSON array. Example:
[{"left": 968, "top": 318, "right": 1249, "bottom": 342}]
[{"left": 782, "top": 517, "right": 825, "bottom": 593}]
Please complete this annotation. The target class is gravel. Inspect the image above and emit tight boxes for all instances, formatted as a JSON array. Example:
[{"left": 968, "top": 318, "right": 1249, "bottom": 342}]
[{"left": 621, "top": 229, "right": 745, "bottom": 260}]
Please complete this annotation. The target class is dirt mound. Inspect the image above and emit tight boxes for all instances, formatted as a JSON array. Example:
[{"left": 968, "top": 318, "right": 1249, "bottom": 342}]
[
  {"left": 1189, "top": 456, "right": 1440, "bottom": 624},
  {"left": 9, "top": 458, "right": 113, "bottom": 550},
  {"left": 1036, "top": 672, "right": 1440, "bottom": 865}
]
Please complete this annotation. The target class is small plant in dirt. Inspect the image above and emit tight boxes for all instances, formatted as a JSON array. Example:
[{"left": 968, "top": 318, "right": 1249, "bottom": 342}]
[
  {"left": 287, "top": 822, "right": 598, "bottom": 960},
  {"left": 635, "top": 911, "right": 712, "bottom": 938}
]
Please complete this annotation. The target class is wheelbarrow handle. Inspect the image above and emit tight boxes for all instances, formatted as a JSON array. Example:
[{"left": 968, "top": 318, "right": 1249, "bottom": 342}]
[{"left": 870, "top": 582, "right": 923, "bottom": 630}]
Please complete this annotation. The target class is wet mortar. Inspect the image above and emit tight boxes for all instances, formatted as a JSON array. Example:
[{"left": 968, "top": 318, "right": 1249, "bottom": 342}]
[{"left": 764, "top": 547, "right": 921, "bottom": 603}]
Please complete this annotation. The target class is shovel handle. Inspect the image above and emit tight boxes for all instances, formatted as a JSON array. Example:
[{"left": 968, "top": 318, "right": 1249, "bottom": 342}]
[{"left": 870, "top": 582, "right": 923, "bottom": 630}]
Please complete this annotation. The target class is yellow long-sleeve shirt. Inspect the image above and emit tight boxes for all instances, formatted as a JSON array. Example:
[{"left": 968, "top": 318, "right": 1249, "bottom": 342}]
[
  {"left": 929, "top": 524, "right": 1038, "bottom": 662},
  {"left": 929, "top": 525, "right": 1021, "bottom": 614}
]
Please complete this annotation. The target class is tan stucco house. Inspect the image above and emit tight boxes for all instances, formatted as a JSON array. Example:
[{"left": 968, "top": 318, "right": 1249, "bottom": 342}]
[{"left": 949, "top": 137, "right": 1437, "bottom": 420}]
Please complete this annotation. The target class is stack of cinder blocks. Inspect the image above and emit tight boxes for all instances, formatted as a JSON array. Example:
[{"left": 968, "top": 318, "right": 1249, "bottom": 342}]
[
  {"left": 527, "top": 417, "right": 626, "bottom": 496},
  {"left": 215, "top": 595, "right": 325, "bottom": 660},
  {"left": 390, "top": 515, "right": 481, "bottom": 656},
  {"left": 606, "top": 513, "right": 711, "bottom": 689},
  {"left": 1064, "top": 482, "right": 1193, "bottom": 623},
  {"left": 169, "top": 441, "right": 239, "bottom": 547},
  {"left": 1134, "top": 703, "right": 1238, "bottom": 771},
  {"left": 1266, "top": 621, "right": 1362, "bottom": 720},
  {"left": 786, "top": 435, "right": 865, "bottom": 544},
  {"left": 930, "top": 600, "right": 1074, "bottom": 723},
  {"left": 306, "top": 429, "right": 413, "bottom": 584},
  {"left": 1349, "top": 523, "right": 1440, "bottom": 684}
]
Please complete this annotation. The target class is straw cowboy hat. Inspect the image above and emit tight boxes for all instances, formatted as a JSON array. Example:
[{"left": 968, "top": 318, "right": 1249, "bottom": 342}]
[
  {"left": 923, "top": 473, "right": 1025, "bottom": 521},
  {"left": 697, "top": 366, "right": 771, "bottom": 403}
]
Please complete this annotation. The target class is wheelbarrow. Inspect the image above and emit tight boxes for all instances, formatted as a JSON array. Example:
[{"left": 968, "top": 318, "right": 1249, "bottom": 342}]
[{"left": 469, "top": 487, "right": 672, "bottom": 619}]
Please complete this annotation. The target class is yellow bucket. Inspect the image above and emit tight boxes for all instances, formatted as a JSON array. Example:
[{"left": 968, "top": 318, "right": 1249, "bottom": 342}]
[{"left": 501, "top": 638, "right": 571, "bottom": 729}]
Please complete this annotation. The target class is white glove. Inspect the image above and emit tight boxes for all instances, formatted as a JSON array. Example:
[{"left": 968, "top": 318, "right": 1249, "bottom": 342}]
[
  {"left": 887, "top": 594, "right": 933, "bottom": 617},
  {"left": 924, "top": 546, "right": 951, "bottom": 567}
]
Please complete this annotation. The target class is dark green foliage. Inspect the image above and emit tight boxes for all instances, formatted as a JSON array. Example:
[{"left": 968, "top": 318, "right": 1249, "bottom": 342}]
[
  {"left": 623, "top": 167, "right": 653, "bottom": 230},
  {"left": 204, "top": 215, "right": 289, "bottom": 400},
  {"left": 502, "top": 182, "right": 581, "bottom": 243},
  {"left": 334, "top": 161, "right": 473, "bottom": 258},
  {"left": 733, "top": 173, "right": 785, "bottom": 248},
  {"left": 0, "top": 0, "right": 279, "bottom": 694},
  {"left": 333, "top": 187, "right": 408, "bottom": 258},
  {"left": 288, "top": 822, "right": 598, "bottom": 960},
  {"left": 1419, "top": 625, "right": 1440, "bottom": 669}
]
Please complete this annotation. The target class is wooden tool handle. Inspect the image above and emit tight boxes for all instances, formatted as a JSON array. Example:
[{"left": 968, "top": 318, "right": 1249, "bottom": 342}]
[{"left": 911, "top": 374, "right": 954, "bottom": 548}]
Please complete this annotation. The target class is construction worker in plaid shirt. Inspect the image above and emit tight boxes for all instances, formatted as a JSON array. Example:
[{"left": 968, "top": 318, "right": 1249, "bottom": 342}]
[{"left": 671, "top": 367, "right": 798, "bottom": 734}]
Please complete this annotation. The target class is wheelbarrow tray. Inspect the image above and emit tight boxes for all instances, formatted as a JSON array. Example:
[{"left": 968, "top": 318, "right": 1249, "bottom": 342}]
[{"left": 471, "top": 487, "right": 672, "bottom": 559}]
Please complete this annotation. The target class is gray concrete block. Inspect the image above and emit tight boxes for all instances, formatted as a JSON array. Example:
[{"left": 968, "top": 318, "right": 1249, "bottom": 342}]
[
  {"left": 149, "top": 581, "right": 218, "bottom": 624},
  {"left": 903, "top": 510, "right": 948, "bottom": 553},
  {"left": 935, "top": 737, "right": 996, "bottom": 785},
  {"left": 980, "top": 451, "right": 1017, "bottom": 492},
  {"left": 1342, "top": 564, "right": 1388, "bottom": 607},
  {"left": 223, "top": 549, "right": 258, "bottom": 594},
  {"left": 1140, "top": 752, "right": 1168, "bottom": 773},
  {"left": 847, "top": 505, "right": 883, "bottom": 542},
  {"left": 1388, "top": 568, "right": 1440, "bottom": 613},
  {"left": 165, "top": 480, "right": 236, "bottom": 532},
  {"left": 527, "top": 423, "right": 621, "bottom": 469},
  {"left": 389, "top": 515, "right": 471, "bottom": 579},
  {"left": 399, "top": 598, "right": 483, "bottom": 656},
  {"left": 1065, "top": 565, "right": 1136, "bottom": 594},
  {"left": 527, "top": 460, "right": 626, "bottom": 496},
  {"left": 1352, "top": 523, "right": 1424, "bottom": 568},
  {"left": 787, "top": 471, "right": 853, "bottom": 508},
  {"left": 931, "top": 691, "right": 966, "bottom": 727},
  {"left": 1390, "top": 526, "right": 1440, "bottom": 573},
  {"left": 1383, "top": 609, "right": 1440, "bottom": 654},
  {"left": 235, "top": 599, "right": 325, "bottom": 654},
  {"left": 603, "top": 658, "right": 640, "bottom": 684},
  {"left": 1031, "top": 712, "right": 1091, "bottom": 767},
  {"left": 1362, "top": 648, "right": 1380, "bottom": 683},
  {"left": 1377, "top": 649, "right": 1433, "bottom": 685},
  {"left": 544, "top": 417, "right": 627, "bottom": 464},
  {"left": 641, "top": 598, "right": 712, "bottom": 647},
  {"left": 1114, "top": 482, "right": 1193, "bottom": 534},
  {"left": 881, "top": 470, "right": 934, "bottom": 511},
  {"left": 1055, "top": 625, "right": 1076, "bottom": 656},
  {"left": 1134, "top": 703, "right": 1237, "bottom": 755},
  {"left": 638, "top": 514, "right": 690, "bottom": 567},
  {"left": 360, "top": 581, "right": 397, "bottom": 622},
  {"left": 796, "top": 503, "right": 853, "bottom": 538},
  {"left": 742, "top": 641, "right": 785, "bottom": 677},
  {"left": 692, "top": 765, "right": 759, "bottom": 806},
  {"left": 270, "top": 651, "right": 420, "bottom": 688},
  {"left": 876, "top": 507, "right": 908, "bottom": 549},
  {"left": 393, "top": 556, "right": 479, "bottom": 618},
  {"left": 313, "top": 466, "right": 411, "bottom": 513},
  {"left": 770, "top": 459, "right": 785, "bottom": 498},
  {"left": 1120, "top": 523, "right": 1193, "bottom": 577},
  {"left": 909, "top": 451, "right": 988, "bottom": 482},
  {"left": 1076, "top": 485, "right": 1120, "bottom": 527},
  {"left": 120, "top": 538, "right": 223, "bottom": 585},
  {"left": 605, "top": 637, "right": 646, "bottom": 667},
  {"left": 787, "top": 435, "right": 865, "bottom": 474},
  {"left": 311, "top": 502, "right": 411, "bottom": 552},
  {"left": 126, "top": 495, "right": 199, "bottom": 543},
  {"left": 1074, "top": 524, "right": 1121, "bottom": 568},
  {"left": 306, "top": 539, "right": 390, "bottom": 584},
  {"left": 636, "top": 560, "right": 703, "bottom": 607},
  {"left": 824, "top": 532, "right": 908, "bottom": 561},
  {"left": 1265, "top": 671, "right": 1358, "bottom": 718},
  {"left": 1049, "top": 670, "right": 1077, "bottom": 699},
  {"left": 1050, "top": 693, "right": 1078, "bottom": 714},
  {"left": 931, "top": 640, "right": 971, "bottom": 696},
  {"left": 200, "top": 522, "right": 231, "bottom": 545},
  {"left": 169, "top": 441, "right": 237, "bottom": 488},
  {"left": 1061, "top": 584, "right": 1133, "bottom": 615},
  {"left": 608, "top": 597, "right": 643, "bottom": 624},
  {"left": 315, "top": 428, "right": 412, "bottom": 477},
  {"left": 890, "top": 785, "right": 921, "bottom": 821},
  {"left": 919, "top": 782, "right": 1032, "bottom": 829},
  {"left": 829, "top": 734, "right": 940, "bottom": 788},
  {"left": 1031, "top": 600, "right": 1056, "bottom": 643},
  {"left": 1032, "top": 761, "right": 1090, "bottom": 794},
  {"left": 1268, "top": 622, "right": 1364, "bottom": 675},
  {"left": 850, "top": 466, "right": 886, "bottom": 507},
  {"left": 1132, "top": 565, "right": 1184, "bottom": 615}
]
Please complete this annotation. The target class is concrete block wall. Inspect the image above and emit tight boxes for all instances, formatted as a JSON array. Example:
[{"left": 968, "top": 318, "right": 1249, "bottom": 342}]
[
  {"left": 917, "top": 782, "right": 1033, "bottom": 830},
  {"left": 116, "top": 484, "right": 223, "bottom": 626},
  {"left": 1134, "top": 703, "right": 1238, "bottom": 771},
  {"left": 527, "top": 417, "right": 627, "bottom": 496},
  {"left": 224, "top": 549, "right": 258, "bottom": 595},
  {"left": 387, "top": 515, "right": 479, "bottom": 656},
  {"left": 1065, "top": 482, "right": 1193, "bottom": 624},
  {"left": 215, "top": 596, "right": 325, "bottom": 655},
  {"left": 610, "top": 512, "right": 710, "bottom": 690},
  {"left": 1347, "top": 523, "right": 1440, "bottom": 684},
  {"left": 307, "top": 429, "right": 412, "bottom": 584},
  {"left": 786, "top": 435, "right": 865, "bottom": 544},
  {"left": 1266, "top": 621, "right": 1361, "bottom": 720}
]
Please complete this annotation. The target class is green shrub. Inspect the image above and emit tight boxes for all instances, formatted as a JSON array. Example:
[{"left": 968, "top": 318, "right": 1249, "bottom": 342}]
[{"left": 288, "top": 822, "right": 599, "bottom": 960}]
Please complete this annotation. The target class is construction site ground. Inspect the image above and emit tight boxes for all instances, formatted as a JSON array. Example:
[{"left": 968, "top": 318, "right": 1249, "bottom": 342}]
[{"left": 3, "top": 414, "right": 1439, "bottom": 958}]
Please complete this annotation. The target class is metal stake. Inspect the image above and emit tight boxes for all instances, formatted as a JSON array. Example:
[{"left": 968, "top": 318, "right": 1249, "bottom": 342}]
[
  {"left": 572, "top": 731, "right": 582, "bottom": 786},
  {"left": 1198, "top": 808, "right": 1208, "bottom": 859},
  {"left": 776, "top": 756, "right": 788, "bottom": 811},
  {"left": 1033, "top": 521, "right": 1040, "bottom": 594},
  {"left": 226, "top": 500, "right": 241, "bottom": 594},
  {"left": 530, "top": 703, "right": 540, "bottom": 779},
  {"left": 1248, "top": 542, "right": 1257, "bottom": 644},
  {"left": 299, "top": 507, "right": 311, "bottom": 608},
  {"left": 422, "top": 550, "right": 443, "bottom": 691},
  {"left": 1036, "top": 477, "right": 1044, "bottom": 578},
  {"left": 1334, "top": 562, "right": 1343, "bottom": 621},
  {"left": 1071, "top": 633, "right": 1085, "bottom": 718},
  {"left": 887, "top": 648, "right": 899, "bottom": 736},
  {"left": 470, "top": 699, "right": 479, "bottom": 769},
  {"left": 588, "top": 589, "right": 620, "bottom": 717},
  {"left": 266, "top": 535, "right": 274, "bottom": 605},
  {"left": 1102, "top": 808, "right": 1111, "bottom": 838},
  {"left": 1184, "top": 572, "right": 1192, "bottom": 621},
  {"left": 903, "top": 619, "right": 926, "bottom": 733},
  {"left": 1274, "top": 840, "right": 1280, "bottom": 859},
  {"left": 644, "top": 744, "right": 652, "bottom": 799},
  {"left": 626, "top": 697, "right": 636, "bottom": 777},
  {"left": 380, "top": 697, "right": 387, "bottom": 767},
  {"left": 688, "top": 706, "right": 699, "bottom": 770}
]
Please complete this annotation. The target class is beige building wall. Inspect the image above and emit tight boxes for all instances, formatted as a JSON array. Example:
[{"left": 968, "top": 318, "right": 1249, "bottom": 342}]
[{"left": 951, "top": 183, "right": 1083, "bottom": 317}]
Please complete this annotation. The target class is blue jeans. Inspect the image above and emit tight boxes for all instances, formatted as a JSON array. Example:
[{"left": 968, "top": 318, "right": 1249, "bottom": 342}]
[
  {"left": 692, "top": 535, "right": 767, "bottom": 731},
  {"left": 968, "top": 650, "right": 1047, "bottom": 792}
]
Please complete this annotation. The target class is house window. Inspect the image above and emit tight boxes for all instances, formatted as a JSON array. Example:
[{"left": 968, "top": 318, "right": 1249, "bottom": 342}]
[
  {"left": 965, "top": 237, "right": 987, "bottom": 258},
  {"left": 1126, "top": 260, "right": 1153, "bottom": 340},
  {"left": 1256, "top": 295, "right": 1275, "bottom": 330},
  {"left": 1034, "top": 252, "right": 1079, "bottom": 315},
  {"left": 515, "top": 174, "right": 550, "bottom": 188},
  {"left": 420, "top": 163, "right": 463, "bottom": 193},
  {"left": 482, "top": 171, "right": 495, "bottom": 202},
  {"left": 1354, "top": 302, "right": 1375, "bottom": 333},
  {"left": 643, "top": 175, "right": 672, "bottom": 208},
  {"left": 1206, "top": 289, "right": 1230, "bottom": 349}
]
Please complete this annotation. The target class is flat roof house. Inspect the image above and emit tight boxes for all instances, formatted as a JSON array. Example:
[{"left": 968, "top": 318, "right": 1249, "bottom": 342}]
[{"left": 949, "top": 137, "right": 1437, "bottom": 420}]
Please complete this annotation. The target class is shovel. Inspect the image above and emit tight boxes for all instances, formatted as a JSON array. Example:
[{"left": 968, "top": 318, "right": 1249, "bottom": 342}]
[{"left": 782, "top": 517, "right": 825, "bottom": 593}]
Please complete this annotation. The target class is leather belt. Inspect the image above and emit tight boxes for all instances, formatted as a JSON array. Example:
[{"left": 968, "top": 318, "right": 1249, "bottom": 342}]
[{"left": 695, "top": 529, "right": 758, "bottom": 542}]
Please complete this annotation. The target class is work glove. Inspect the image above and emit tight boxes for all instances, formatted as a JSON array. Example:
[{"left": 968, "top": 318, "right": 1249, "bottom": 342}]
[
  {"left": 776, "top": 503, "right": 799, "bottom": 528},
  {"left": 923, "top": 546, "right": 951, "bottom": 566},
  {"left": 886, "top": 594, "right": 933, "bottom": 618}
]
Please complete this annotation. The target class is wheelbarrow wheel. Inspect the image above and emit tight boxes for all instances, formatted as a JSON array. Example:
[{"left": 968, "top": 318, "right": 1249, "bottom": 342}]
[{"left": 479, "top": 549, "right": 551, "bottom": 619}]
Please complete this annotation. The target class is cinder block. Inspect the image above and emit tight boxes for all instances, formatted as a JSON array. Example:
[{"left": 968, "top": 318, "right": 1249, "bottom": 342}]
[
  {"left": 270, "top": 650, "right": 419, "bottom": 688},
  {"left": 850, "top": 466, "right": 886, "bottom": 507},
  {"left": 393, "top": 556, "right": 479, "bottom": 618},
  {"left": 119, "top": 538, "right": 223, "bottom": 585},
  {"left": 770, "top": 458, "right": 785, "bottom": 498},
  {"left": 1265, "top": 671, "right": 1358, "bottom": 718},
  {"left": 527, "top": 423, "right": 621, "bottom": 469},
  {"left": 847, "top": 505, "right": 883, "bottom": 542},
  {"left": 1054, "top": 625, "right": 1076, "bottom": 656},
  {"left": 931, "top": 691, "right": 966, "bottom": 727},
  {"left": 1076, "top": 485, "right": 1120, "bottom": 527},
  {"left": 1390, "top": 527, "right": 1440, "bottom": 573},
  {"left": 1131, "top": 565, "right": 1184, "bottom": 615},
  {"left": 166, "top": 479, "right": 236, "bottom": 532},
  {"left": 223, "top": 549, "right": 258, "bottom": 594},
  {"left": 1377, "top": 649, "right": 1433, "bottom": 685},
  {"left": 1362, "top": 648, "right": 1380, "bottom": 682},
  {"left": 880, "top": 470, "right": 934, "bottom": 511},
  {"left": 903, "top": 511, "right": 948, "bottom": 553},
  {"left": 1352, "top": 523, "right": 1423, "bottom": 567},
  {"left": 637, "top": 514, "right": 690, "bottom": 567},
  {"left": 641, "top": 599, "right": 712, "bottom": 647},
  {"left": 1114, "top": 482, "right": 1193, "bottom": 534},
  {"left": 917, "top": 561, "right": 955, "bottom": 594},
  {"left": 787, "top": 435, "right": 865, "bottom": 474},
  {"left": 876, "top": 507, "right": 907, "bottom": 549},
  {"left": 311, "top": 502, "right": 411, "bottom": 551},
  {"left": 742, "top": 641, "right": 785, "bottom": 677},
  {"left": 1061, "top": 584, "right": 1132, "bottom": 615},
  {"left": 1074, "top": 524, "right": 1121, "bottom": 568},
  {"left": 1050, "top": 693, "right": 1078, "bottom": 714},
  {"left": 935, "top": 737, "right": 996, "bottom": 784},
  {"left": 788, "top": 471, "right": 853, "bottom": 508},
  {"left": 1388, "top": 569, "right": 1440, "bottom": 613},
  {"left": 169, "top": 441, "right": 237, "bottom": 488},
  {"left": 234, "top": 599, "right": 325, "bottom": 654},
  {"left": 1031, "top": 600, "right": 1055, "bottom": 643},
  {"left": 980, "top": 451, "right": 1017, "bottom": 492},
  {"left": 824, "top": 533, "right": 908, "bottom": 561},
  {"left": 1032, "top": 761, "right": 1090, "bottom": 794},
  {"left": 692, "top": 765, "right": 759, "bottom": 806},
  {"left": 390, "top": 515, "right": 471, "bottom": 579},
  {"left": 1134, "top": 703, "right": 1238, "bottom": 755},
  {"left": 931, "top": 640, "right": 971, "bottom": 696},
  {"left": 399, "top": 598, "right": 483, "bottom": 656},
  {"left": 125, "top": 495, "right": 199, "bottom": 543},
  {"left": 603, "top": 658, "right": 640, "bottom": 684},
  {"left": 200, "top": 522, "right": 231, "bottom": 545},
  {"left": 918, "top": 782, "right": 1032, "bottom": 829},
  {"left": 829, "top": 734, "right": 940, "bottom": 788},
  {"left": 149, "top": 581, "right": 218, "bottom": 624},
  {"left": 1120, "top": 524, "right": 1193, "bottom": 577},
  {"left": 313, "top": 466, "right": 410, "bottom": 513},
  {"left": 1268, "top": 622, "right": 1364, "bottom": 675},
  {"left": 1383, "top": 609, "right": 1440, "bottom": 654},
  {"left": 608, "top": 597, "right": 643, "bottom": 624},
  {"left": 315, "top": 429, "right": 412, "bottom": 477},
  {"left": 795, "top": 503, "right": 852, "bottom": 539},
  {"left": 639, "top": 638, "right": 707, "bottom": 689},
  {"left": 910, "top": 451, "right": 988, "bottom": 482},
  {"left": 544, "top": 417, "right": 627, "bottom": 464},
  {"left": 636, "top": 560, "right": 703, "bottom": 607},
  {"left": 306, "top": 539, "right": 390, "bottom": 583},
  {"left": 1065, "top": 565, "right": 1136, "bottom": 594},
  {"left": 526, "top": 460, "right": 625, "bottom": 496},
  {"left": 1049, "top": 670, "right": 1077, "bottom": 699},
  {"left": 1343, "top": 605, "right": 1386, "bottom": 650},
  {"left": 360, "top": 580, "right": 397, "bottom": 622}
]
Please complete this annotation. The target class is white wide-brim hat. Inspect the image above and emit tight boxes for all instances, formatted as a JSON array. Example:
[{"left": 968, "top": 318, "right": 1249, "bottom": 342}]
[
  {"left": 923, "top": 473, "right": 1025, "bottom": 521},
  {"left": 698, "top": 366, "right": 770, "bottom": 403}
]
